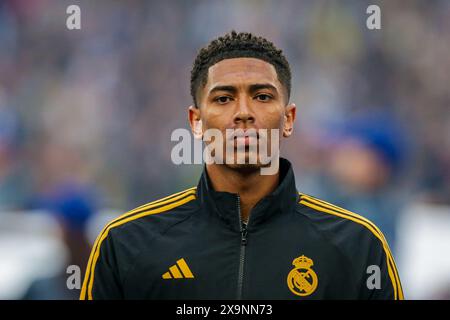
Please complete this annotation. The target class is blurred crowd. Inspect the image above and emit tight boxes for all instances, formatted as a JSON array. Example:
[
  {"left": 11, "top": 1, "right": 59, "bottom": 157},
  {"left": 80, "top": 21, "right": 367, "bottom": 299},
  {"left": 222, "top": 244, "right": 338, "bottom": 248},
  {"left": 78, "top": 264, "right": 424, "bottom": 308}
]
[{"left": 0, "top": 0, "right": 449, "bottom": 299}]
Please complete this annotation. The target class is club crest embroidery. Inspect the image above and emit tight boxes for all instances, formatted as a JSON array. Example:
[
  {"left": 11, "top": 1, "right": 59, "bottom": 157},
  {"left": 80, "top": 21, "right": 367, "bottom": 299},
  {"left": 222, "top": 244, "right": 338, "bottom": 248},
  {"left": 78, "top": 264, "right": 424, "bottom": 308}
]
[{"left": 287, "top": 255, "right": 318, "bottom": 297}]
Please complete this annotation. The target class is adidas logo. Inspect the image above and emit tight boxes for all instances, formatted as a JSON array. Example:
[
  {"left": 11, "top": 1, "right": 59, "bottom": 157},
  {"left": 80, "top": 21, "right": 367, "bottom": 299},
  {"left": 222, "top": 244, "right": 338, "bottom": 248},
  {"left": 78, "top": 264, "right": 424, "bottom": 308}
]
[{"left": 162, "top": 258, "right": 195, "bottom": 279}]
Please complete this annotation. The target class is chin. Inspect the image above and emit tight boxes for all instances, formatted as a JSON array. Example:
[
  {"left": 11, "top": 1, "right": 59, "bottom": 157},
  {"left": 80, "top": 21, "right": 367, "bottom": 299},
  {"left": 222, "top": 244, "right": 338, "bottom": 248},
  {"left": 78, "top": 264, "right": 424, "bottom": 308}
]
[
  {"left": 224, "top": 162, "right": 262, "bottom": 174},
  {"left": 223, "top": 151, "right": 264, "bottom": 173}
]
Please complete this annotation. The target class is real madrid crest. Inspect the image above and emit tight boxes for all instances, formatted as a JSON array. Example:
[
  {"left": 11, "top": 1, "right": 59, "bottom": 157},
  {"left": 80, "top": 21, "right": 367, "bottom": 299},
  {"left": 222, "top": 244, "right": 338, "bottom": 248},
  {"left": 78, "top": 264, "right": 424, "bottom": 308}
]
[{"left": 287, "top": 255, "right": 318, "bottom": 297}]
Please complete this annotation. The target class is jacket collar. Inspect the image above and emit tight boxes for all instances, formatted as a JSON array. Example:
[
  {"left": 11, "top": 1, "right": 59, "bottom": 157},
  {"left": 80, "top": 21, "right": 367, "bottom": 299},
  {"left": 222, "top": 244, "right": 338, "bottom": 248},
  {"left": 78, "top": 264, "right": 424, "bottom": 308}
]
[{"left": 196, "top": 157, "right": 299, "bottom": 232}]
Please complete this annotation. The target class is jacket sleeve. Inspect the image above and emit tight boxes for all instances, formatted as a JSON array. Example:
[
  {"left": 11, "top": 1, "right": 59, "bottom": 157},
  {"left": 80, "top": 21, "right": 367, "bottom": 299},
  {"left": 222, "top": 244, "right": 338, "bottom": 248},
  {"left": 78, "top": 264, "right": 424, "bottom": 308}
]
[
  {"left": 80, "top": 231, "right": 123, "bottom": 300},
  {"left": 359, "top": 232, "right": 404, "bottom": 300}
]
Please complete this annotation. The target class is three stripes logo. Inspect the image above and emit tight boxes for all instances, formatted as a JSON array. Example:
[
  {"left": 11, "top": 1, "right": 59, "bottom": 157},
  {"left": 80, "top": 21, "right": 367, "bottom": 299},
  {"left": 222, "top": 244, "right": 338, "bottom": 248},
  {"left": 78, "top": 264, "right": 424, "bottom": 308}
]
[{"left": 162, "top": 258, "right": 195, "bottom": 279}]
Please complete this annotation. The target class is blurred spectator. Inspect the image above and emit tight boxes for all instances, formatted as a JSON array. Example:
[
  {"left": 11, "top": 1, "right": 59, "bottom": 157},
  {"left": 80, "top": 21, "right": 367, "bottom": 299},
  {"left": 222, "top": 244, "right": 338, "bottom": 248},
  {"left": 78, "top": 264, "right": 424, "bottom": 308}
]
[
  {"left": 0, "top": 89, "right": 30, "bottom": 211},
  {"left": 297, "top": 111, "right": 411, "bottom": 249},
  {"left": 23, "top": 181, "right": 97, "bottom": 299}
]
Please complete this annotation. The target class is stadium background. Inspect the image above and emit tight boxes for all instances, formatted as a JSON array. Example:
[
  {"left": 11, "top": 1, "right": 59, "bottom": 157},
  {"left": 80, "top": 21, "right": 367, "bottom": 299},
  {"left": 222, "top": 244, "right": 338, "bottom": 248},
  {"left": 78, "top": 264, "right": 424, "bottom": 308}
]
[{"left": 0, "top": 0, "right": 449, "bottom": 299}]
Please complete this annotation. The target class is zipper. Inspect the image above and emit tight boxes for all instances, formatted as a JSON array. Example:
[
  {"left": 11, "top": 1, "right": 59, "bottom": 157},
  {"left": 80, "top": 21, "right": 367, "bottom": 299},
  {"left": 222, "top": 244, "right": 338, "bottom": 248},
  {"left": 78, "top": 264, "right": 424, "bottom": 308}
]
[{"left": 236, "top": 195, "right": 249, "bottom": 300}]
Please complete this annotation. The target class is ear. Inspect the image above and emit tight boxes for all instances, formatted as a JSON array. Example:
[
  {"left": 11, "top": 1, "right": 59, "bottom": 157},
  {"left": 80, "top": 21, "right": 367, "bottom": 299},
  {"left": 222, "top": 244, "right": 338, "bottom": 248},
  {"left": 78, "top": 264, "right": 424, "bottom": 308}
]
[
  {"left": 188, "top": 105, "right": 203, "bottom": 139},
  {"left": 282, "top": 103, "right": 296, "bottom": 138}
]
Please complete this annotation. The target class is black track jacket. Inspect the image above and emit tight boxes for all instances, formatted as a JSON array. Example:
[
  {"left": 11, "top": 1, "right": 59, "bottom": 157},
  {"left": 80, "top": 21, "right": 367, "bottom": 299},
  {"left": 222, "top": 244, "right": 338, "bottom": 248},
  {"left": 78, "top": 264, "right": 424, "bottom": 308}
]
[{"left": 80, "top": 158, "right": 403, "bottom": 300}]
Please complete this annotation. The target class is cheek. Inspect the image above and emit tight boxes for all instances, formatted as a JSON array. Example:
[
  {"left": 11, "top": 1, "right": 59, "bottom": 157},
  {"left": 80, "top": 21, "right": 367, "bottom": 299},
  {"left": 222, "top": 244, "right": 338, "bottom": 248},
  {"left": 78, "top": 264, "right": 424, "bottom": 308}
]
[
  {"left": 260, "top": 109, "right": 284, "bottom": 129},
  {"left": 202, "top": 108, "right": 234, "bottom": 129}
]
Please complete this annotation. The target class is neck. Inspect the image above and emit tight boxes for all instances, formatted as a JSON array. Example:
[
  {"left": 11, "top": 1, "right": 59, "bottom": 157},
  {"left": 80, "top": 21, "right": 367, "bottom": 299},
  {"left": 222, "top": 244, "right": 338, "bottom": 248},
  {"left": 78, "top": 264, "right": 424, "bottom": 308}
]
[{"left": 206, "top": 163, "right": 280, "bottom": 223}]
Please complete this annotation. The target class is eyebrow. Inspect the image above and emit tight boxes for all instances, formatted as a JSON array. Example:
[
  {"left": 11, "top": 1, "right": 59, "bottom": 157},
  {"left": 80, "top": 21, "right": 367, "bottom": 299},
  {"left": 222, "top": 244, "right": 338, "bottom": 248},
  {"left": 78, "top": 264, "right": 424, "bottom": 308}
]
[{"left": 208, "top": 83, "right": 279, "bottom": 96}]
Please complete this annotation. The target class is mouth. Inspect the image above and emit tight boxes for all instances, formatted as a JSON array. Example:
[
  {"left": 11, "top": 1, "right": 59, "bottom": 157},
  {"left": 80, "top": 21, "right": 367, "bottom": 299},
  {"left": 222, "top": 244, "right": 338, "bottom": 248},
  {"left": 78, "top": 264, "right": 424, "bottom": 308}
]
[
  {"left": 234, "top": 136, "right": 253, "bottom": 146},
  {"left": 230, "top": 129, "right": 259, "bottom": 148}
]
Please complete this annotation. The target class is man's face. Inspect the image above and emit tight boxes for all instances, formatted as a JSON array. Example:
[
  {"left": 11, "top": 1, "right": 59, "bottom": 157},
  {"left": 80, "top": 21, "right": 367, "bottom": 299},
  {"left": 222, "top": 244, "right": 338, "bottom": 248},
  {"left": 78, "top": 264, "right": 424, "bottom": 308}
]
[{"left": 189, "top": 57, "right": 296, "bottom": 172}]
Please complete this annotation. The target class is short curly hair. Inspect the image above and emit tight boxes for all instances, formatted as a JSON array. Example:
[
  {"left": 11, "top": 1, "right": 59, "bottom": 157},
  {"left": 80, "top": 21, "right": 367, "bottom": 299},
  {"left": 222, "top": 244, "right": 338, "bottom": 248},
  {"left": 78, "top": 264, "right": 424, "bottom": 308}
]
[{"left": 190, "top": 31, "right": 291, "bottom": 107}]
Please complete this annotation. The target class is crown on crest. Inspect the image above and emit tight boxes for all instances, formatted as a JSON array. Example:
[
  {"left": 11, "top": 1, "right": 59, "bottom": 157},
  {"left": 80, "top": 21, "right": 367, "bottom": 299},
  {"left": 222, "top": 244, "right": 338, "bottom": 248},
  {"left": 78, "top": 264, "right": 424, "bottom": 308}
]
[{"left": 292, "top": 255, "right": 314, "bottom": 269}]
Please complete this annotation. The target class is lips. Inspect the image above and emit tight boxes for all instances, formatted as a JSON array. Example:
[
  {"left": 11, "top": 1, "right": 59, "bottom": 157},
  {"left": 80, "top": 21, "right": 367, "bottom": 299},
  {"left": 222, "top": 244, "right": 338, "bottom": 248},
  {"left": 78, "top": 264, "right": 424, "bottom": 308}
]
[
  {"left": 234, "top": 136, "right": 253, "bottom": 146},
  {"left": 229, "top": 129, "right": 259, "bottom": 139},
  {"left": 229, "top": 129, "right": 259, "bottom": 147}
]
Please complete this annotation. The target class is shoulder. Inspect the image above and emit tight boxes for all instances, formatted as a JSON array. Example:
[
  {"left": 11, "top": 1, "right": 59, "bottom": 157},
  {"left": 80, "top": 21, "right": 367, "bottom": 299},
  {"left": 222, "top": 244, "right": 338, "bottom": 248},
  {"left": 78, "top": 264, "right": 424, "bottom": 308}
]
[
  {"left": 80, "top": 187, "right": 198, "bottom": 300},
  {"left": 294, "top": 192, "right": 396, "bottom": 275},
  {"left": 295, "top": 193, "right": 403, "bottom": 299},
  {"left": 296, "top": 192, "right": 389, "bottom": 249},
  {"left": 101, "top": 186, "right": 198, "bottom": 241}
]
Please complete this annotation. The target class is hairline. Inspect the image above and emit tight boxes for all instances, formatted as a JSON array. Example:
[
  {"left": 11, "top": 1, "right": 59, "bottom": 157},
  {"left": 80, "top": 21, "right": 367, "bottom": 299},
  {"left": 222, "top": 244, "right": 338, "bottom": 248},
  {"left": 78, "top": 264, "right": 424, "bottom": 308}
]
[{"left": 194, "top": 56, "right": 290, "bottom": 108}]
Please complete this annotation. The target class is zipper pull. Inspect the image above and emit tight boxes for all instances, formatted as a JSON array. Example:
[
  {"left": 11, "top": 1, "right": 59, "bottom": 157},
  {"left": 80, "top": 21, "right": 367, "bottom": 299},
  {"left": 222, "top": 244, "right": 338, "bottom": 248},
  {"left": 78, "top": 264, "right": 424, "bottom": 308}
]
[{"left": 241, "top": 223, "right": 248, "bottom": 246}]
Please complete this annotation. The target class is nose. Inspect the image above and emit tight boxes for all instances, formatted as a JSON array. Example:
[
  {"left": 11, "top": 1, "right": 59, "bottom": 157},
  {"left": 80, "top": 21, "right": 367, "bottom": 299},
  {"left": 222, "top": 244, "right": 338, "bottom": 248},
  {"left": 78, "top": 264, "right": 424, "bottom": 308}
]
[{"left": 233, "top": 97, "right": 255, "bottom": 124}]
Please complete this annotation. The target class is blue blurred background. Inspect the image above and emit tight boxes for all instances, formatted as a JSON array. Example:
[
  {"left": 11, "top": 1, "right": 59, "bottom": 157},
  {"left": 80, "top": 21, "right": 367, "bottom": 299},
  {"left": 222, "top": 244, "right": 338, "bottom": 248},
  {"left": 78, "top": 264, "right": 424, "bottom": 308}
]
[{"left": 0, "top": 0, "right": 449, "bottom": 299}]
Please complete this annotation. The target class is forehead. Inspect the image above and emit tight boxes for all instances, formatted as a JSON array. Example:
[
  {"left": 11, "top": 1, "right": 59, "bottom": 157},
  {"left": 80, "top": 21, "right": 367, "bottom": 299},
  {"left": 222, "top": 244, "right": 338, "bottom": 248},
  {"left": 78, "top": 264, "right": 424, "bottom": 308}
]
[{"left": 206, "top": 57, "right": 280, "bottom": 88}]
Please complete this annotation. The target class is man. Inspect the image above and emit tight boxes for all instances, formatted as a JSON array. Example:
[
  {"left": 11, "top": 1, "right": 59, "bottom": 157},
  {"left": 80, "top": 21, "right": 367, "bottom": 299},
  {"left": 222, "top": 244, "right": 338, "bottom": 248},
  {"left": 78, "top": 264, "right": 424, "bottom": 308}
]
[{"left": 80, "top": 31, "right": 403, "bottom": 300}]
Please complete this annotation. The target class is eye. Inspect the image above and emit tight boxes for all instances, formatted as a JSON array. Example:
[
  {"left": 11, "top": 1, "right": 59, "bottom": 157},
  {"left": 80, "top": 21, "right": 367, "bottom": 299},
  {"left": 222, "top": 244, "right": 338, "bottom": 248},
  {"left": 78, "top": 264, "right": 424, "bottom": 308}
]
[
  {"left": 214, "top": 96, "right": 233, "bottom": 104},
  {"left": 255, "top": 94, "right": 272, "bottom": 102}
]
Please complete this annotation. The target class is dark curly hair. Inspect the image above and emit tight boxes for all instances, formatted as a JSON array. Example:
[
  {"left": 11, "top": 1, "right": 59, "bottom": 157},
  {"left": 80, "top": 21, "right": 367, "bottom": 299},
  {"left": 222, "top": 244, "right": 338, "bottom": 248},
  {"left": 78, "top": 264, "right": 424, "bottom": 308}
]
[{"left": 190, "top": 31, "right": 291, "bottom": 107}]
